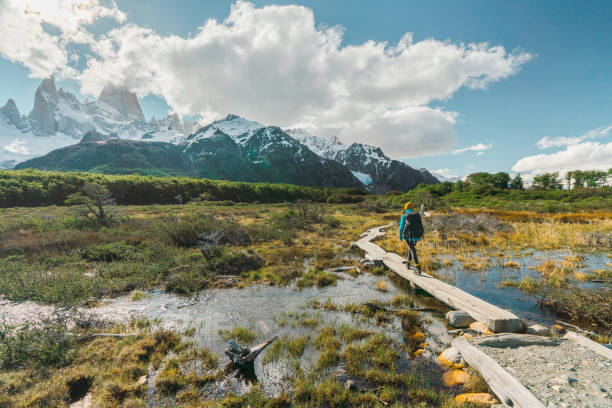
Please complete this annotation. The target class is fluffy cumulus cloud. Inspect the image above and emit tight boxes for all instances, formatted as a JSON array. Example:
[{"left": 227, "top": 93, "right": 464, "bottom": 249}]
[
  {"left": 0, "top": 0, "right": 531, "bottom": 157},
  {"left": 0, "top": 0, "right": 125, "bottom": 77},
  {"left": 535, "top": 125, "right": 612, "bottom": 149},
  {"left": 513, "top": 125, "right": 612, "bottom": 175}
]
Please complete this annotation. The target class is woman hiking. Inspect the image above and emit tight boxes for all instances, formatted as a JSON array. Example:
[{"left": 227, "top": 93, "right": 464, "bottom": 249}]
[{"left": 399, "top": 201, "right": 424, "bottom": 274}]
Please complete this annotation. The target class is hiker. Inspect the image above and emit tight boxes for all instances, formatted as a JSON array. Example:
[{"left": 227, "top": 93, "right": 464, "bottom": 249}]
[{"left": 399, "top": 201, "right": 424, "bottom": 274}]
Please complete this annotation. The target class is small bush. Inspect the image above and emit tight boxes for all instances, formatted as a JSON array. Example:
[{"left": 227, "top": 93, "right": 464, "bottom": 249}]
[
  {"left": 321, "top": 215, "right": 341, "bottom": 228},
  {"left": 165, "top": 215, "right": 253, "bottom": 248},
  {"left": 425, "top": 213, "right": 514, "bottom": 239},
  {"left": 208, "top": 251, "right": 264, "bottom": 275},
  {"left": 199, "top": 231, "right": 223, "bottom": 260},
  {"left": 82, "top": 242, "right": 134, "bottom": 262},
  {"left": 165, "top": 218, "right": 205, "bottom": 247},
  {"left": 0, "top": 321, "right": 74, "bottom": 369}
]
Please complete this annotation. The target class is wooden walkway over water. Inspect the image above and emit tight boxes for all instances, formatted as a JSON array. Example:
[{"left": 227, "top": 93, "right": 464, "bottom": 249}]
[
  {"left": 354, "top": 224, "right": 522, "bottom": 332},
  {"left": 354, "top": 224, "right": 612, "bottom": 408}
]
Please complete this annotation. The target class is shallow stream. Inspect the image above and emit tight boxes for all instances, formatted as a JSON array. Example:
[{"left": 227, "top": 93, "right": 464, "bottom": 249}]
[{"left": 434, "top": 250, "right": 610, "bottom": 326}]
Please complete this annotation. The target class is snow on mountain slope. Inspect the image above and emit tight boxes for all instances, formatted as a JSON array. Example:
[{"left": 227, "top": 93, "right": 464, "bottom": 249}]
[
  {"left": 351, "top": 171, "right": 373, "bottom": 186},
  {"left": 430, "top": 171, "right": 461, "bottom": 183},
  {"left": 285, "top": 128, "right": 345, "bottom": 159},
  {"left": 0, "top": 78, "right": 200, "bottom": 167},
  {"left": 0, "top": 118, "right": 77, "bottom": 168},
  {"left": 284, "top": 127, "right": 438, "bottom": 192},
  {"left": 206, "top": 114, "right": 264, "bottom": 145}
]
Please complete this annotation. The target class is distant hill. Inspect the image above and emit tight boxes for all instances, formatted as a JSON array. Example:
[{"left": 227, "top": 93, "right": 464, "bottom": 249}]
[{"left": 15, "top": 138, "right": 191, "bottom": 177}]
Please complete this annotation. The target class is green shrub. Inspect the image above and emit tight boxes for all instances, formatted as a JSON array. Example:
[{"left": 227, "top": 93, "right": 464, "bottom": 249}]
[
  {"left": 0, "top": 321, "right": 74, "bottom": 369},
  {"left": 82, "top": 242, "right": 134, "bottom": 262},
  {"left": 207, "top": 250, "right": 264, "bottom": 275},
  {"left": 0, "top": 169, "right": 368, "bottom": 207},
  {"left": 164, "top": 218, "right": 206, "bottom": 247}
]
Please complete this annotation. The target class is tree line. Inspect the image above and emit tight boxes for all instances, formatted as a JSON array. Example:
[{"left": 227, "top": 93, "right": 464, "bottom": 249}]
[
  {"left": 454, "top": 168, "right": 611, "bottom": 191},
  {"left": 0, "top": 169, "right": 366, "bottom": 208}
]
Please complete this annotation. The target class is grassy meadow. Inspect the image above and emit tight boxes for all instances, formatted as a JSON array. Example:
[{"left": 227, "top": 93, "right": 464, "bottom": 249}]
[{"left": 1, "top": 172, "right": 611, "bottom": 407}]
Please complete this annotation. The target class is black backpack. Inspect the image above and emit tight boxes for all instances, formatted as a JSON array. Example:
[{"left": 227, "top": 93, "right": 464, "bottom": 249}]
[{"left": 402, "top": 211, "right": 424, "bottom": 239}]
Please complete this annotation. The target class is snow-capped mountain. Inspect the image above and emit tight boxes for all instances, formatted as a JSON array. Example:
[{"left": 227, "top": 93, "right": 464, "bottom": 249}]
[
  {"left": 430, "top": 171, "right": 462, "bottom": 183},
  {"left": 289, "top": 128, "right": 439, "bottom": 192},
  {"left": 7, "top": 79, "right": 439, "bottom": 192},
  {"left": 181, "top": 115, "right": 364, "bottom": 187},
  {"left": 0, "top": 77, "right": 200, "bottom": 167}
]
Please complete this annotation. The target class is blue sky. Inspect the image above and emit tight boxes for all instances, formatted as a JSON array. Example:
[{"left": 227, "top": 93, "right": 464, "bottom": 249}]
[{"left": 1, "top": 0, "right": 611, "bottom": 178}]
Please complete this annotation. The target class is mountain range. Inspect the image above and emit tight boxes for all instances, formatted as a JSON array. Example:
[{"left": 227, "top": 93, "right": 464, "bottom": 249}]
[{"left": 4, "top": 78, "right": 439, "bottom": 192}]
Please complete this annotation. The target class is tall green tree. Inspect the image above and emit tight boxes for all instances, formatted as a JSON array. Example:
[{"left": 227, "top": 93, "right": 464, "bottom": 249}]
[
  {"left": 491, "top": 172, "right": 511, "bottom": 189},
  {"left": 531, "top": 172, "right": 563, "bottom": 190},
  {"left": 466, "top": 172, "right": 510, "bottom": 189},
  {"left": 509, "top": 174, "right": 524, "bottom": 190}
]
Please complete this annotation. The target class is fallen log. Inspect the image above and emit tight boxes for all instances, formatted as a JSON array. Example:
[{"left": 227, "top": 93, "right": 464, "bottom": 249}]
[
  {"left": 363, "top": 302, "right": 435, "bottom": 313},
  {"left": 225, "top": 336, "right": 277, "bottom": 366},
  {"left": 453, "top": 336, "right": 545, "bottom": 408},
  {"left": 472, "top": 333, "right": 560, "bottom": 348}
]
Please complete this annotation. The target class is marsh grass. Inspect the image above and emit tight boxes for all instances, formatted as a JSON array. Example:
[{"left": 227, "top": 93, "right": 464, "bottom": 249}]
[
  {"left": 296, "top": 269, "right": 338, "bottom": 289},
  {"left": 376, "top": 280, "right": 388, "bottom": 292},
  {"left": 0, "top": 202, "right": 389, "bottom": 305},
  {"left": 0, "top": 320, "right": 215, "bottom": 408},
  {"left": 218, "top": 326, "right": 257, "bottom": 344},
  {"left": 536, "top": 286, "right": 611, "bottom": 333}
]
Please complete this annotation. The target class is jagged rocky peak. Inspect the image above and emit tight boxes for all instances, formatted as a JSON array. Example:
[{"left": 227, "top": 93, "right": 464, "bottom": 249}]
[
  {"left": 29, "top": 77, "right": 59, "bottom": 133},
  {"left": 97, "top": 84, "right": 145, "bottom": 122},
  {"left": 1, "top": 99, "right": 27, "bottom": 129},
  {"left": 38, "top": 77, "right": 59, "bottom": 100}
]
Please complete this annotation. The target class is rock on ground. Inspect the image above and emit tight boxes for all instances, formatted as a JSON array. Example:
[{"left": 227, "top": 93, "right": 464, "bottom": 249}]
[
  {"left": 438, "top": 347, "right": 465, "bottom": 367},
  {"left": 446, "top": 310, "right": 474, "bottom": 328},
  {"left": 442, "top": 369, "right": 471, "bottom": 386},
  {"left": 527, "top": 324, "right": 550, "bottom": 336}
]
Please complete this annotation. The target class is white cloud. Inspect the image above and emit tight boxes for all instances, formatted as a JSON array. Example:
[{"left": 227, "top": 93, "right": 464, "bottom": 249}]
[
  {"left": 536, "top": 125, "right": 612, "bottom": 149},
  {"left": 452, "top": 142, "right": 492, "bottom": 155},
  {"left": 0, "top": 0, "right": 125, "bottom": 78},
  {"left": 512, "top": 141, "right": 612, "bottom": 175},
  {"left": 0, "top": 1, "right": 531, "bottom": 158},
  {"left": 432, "top": 168, "right": 457, "bottom": 178},
  {"left": 4, "top": 139, "right": 29, "bottom": 155}
]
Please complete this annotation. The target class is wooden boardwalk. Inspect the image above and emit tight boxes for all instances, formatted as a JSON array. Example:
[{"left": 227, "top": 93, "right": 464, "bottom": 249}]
[
  {"left": 354, "top": 224, "right": 523, "bottom": 333},
  {"left": 355, "top": 224, "right": 612, "bottom": 407}
]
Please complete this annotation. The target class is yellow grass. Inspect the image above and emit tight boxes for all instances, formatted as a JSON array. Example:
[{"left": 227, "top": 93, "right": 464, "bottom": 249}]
[
  {"left": 502, "top": 260, "right": 520, "bottom": 268},
  {"left": 376, "top": 281, "right": 388, "bottom": 292}
]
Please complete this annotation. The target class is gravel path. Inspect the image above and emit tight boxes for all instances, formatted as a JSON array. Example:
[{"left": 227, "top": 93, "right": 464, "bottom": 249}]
[{"left": 479, "top": 338, "right": 611, "bottom": 408}]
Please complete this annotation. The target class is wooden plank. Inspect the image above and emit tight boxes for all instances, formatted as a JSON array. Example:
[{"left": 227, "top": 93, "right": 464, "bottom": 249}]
[
  {"left": 355, "top": 226, "right": 522, "bottom": 333},
  {"left": 453, "top": 336, "right": 545, "bottom": 408},
  {"left": 564, "top": 331, "right": 612, "bottom": 360}
]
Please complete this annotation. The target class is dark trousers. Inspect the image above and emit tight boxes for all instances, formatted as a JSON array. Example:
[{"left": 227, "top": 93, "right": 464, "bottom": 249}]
[{"left": 405, "top": 240, "right": 419, "bottom": 266}]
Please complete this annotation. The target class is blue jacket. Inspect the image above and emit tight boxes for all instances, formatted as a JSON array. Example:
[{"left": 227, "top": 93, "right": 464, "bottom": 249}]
[{"left": 399, "top": 209, "right": 423, "bottom": 241}]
